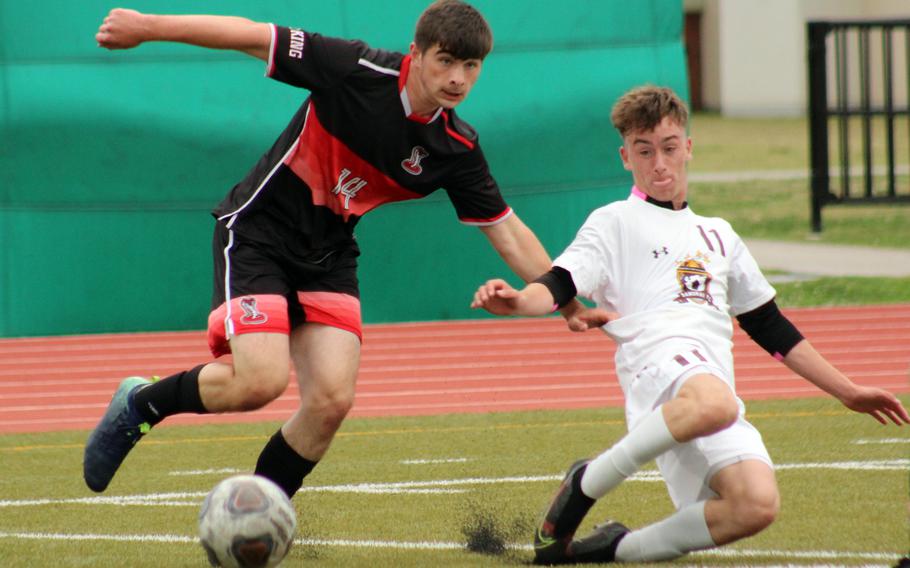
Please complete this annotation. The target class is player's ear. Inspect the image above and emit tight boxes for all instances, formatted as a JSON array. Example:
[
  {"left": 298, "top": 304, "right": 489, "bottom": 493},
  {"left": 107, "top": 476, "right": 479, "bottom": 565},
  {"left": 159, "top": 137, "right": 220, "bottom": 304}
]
[{"left": 619, "top": 145, "right": 632, "bottom": 171}]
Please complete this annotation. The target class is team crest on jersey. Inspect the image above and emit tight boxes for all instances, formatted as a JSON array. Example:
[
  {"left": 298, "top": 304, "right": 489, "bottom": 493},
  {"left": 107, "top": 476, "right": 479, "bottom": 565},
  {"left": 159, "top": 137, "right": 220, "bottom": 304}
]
[
  {"left": 401, "top": 146, "right": 429, "bottom": 175},
  {"left": 239, "top": 297, "right": 269, "bottom": 325},
  {"left": 674, "top": 256, "right": 718, "bottom": 309}
]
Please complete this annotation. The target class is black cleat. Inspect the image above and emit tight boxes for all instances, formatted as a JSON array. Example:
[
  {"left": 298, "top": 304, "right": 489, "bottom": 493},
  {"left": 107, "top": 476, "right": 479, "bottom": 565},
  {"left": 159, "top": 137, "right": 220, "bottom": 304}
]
[
  {"left": 568, "top": 520, "right": 630, "bottom": 564},
  {"left": 83, "top": 377, "right": 152, "bottom": 492},
  {"left": 533, "top": 459, "right": 595, "bottom": 565}
]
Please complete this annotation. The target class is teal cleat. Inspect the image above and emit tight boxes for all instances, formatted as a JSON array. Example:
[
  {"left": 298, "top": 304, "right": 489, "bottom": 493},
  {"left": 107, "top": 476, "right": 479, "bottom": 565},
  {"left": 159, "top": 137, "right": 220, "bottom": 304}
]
[{"left": 83, "top": 376, "right": 152, "bottom": 492}]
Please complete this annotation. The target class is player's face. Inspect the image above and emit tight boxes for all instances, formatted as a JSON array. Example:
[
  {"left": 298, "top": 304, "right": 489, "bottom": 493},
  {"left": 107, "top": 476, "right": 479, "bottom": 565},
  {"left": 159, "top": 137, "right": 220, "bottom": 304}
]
[
  {"left": 407, "top": 43, "right": 482, "bottom": 116},
  {"left": 619, "top": 117, "right": 692, "bottom": 208}
]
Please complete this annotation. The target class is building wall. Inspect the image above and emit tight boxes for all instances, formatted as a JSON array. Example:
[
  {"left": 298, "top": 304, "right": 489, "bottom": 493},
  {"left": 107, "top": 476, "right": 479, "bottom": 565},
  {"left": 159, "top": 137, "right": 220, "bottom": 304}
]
[
  {"left": 687, "top": 0, "right": 910, "bottom": 116},
  {"left": 719, "top": 0, "right": 804, "bottom": 116}
]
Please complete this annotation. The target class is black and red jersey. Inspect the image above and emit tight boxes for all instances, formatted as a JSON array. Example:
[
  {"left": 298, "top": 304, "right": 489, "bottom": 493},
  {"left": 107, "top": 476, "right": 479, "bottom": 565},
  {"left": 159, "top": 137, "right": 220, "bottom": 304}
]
[{"left": 212, "top": 25, "right": 512, "bottom": 254}]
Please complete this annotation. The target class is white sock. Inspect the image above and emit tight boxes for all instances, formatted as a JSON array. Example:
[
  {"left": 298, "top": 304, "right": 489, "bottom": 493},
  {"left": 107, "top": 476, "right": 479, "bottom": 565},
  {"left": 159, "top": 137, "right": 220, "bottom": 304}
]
[
  {"left": 580, "top": 405, "right": 676, "bottom": 499},
  {"left": 615, "top": 500, "right": 715, "bottom": 562}
]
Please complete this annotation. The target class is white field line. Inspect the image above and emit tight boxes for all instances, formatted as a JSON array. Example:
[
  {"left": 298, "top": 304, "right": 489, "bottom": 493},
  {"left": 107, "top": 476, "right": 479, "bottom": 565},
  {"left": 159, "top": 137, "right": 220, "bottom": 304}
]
[
  {"left": 168, "top": 468, "right": 243, "bottom": 477},
  {"left": 694, "top": 546, "right": 900, "bottom": 562},
  {"left": 0, "top": 530, "right": 900, "bottom": 564},
  {"left": 774, "top": 459, "right": 909, "bottom": 471},
  {"left": 0, "top": 493, "right": 206, "bottom": 507},
  {"left": 400, "top": 458, "right": 471, "bottom": 465},
  {"left": 1, "top": 460, "right": 907, "bottom": 509},
  {"left": 853, "top": 438, "right": 910, "bottom": 445},
  {"left": 169, "top": 458, "right": 490, "bottom": 474},
  {"left": 689, "top": 163, "right": 910, "bottom": 183}
]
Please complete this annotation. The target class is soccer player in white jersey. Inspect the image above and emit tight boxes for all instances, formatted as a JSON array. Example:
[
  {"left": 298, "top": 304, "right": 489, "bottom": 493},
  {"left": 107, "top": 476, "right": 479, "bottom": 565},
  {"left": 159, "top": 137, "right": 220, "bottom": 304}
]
[{"left": 472, "top": 85, "right": 909, "bottom": 564}]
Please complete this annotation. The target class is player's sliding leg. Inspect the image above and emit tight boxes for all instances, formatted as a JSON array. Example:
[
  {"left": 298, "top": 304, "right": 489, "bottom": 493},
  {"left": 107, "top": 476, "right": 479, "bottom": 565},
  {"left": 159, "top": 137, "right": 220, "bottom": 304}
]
[
  {"left": 567, "top": 502, "right": 716, "bottom": 563},
  {"left": 702, "top": 460, "right": 779, "bottom": 546},
  {"left": 533, "top": 373, "right": 739, "bottom": 564},
  {"left": 574, "top": 460, "right": 778, "bottom": 563},
  {"left": 533, "top": 407, "right": 677, "bottom": 564},
  {"left": 563, "top": 376, "right": 777, "bottom": 564},
  {"left": 533, "top": 459, "right": 597, "bottom": 565},
  {"left": 83, "top": 332, "right": 291, "bottom": 493},
  {"left": 565, "top": 520, "right": 631, "bottom": 563},
  {"left": 255, "top": 323, "right": 360, "bottom": 497}
]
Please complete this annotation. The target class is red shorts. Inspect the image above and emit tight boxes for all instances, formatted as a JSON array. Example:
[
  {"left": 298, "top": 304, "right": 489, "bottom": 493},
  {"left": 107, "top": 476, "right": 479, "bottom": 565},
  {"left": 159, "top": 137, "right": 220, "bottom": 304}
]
[
  {"left": 207, "top": 292, "right": 362, "bottom": 357},
  {"left": 207, "top": 222, "right": 363, "bottom": 357}
]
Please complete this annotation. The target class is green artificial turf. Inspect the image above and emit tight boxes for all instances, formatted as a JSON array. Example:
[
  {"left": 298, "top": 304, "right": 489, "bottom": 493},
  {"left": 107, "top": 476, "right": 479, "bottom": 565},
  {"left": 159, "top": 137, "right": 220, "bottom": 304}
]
[{"left": 1, "top": 397, "right": 907, "bottom": 567}]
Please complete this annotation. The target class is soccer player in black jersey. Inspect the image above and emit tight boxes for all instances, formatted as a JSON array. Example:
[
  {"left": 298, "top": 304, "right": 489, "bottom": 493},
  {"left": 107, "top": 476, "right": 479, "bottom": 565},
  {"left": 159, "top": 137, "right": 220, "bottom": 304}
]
[{"left": 85, "top": 1, "right": 579, "bottom": 497}]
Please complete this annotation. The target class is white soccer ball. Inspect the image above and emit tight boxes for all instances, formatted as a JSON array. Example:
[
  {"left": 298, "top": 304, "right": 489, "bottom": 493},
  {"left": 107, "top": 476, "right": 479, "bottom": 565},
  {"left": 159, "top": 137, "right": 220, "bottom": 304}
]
[{"left": 198, "top": 475, "right": 297, "bottom": 568}]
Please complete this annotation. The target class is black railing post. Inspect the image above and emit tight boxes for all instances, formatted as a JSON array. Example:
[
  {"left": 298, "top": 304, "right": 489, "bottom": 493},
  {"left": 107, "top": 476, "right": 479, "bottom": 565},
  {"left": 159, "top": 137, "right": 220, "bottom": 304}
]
[
  {"left": 883, "top": 26, "right": 896, "bottom": 197},
  {"left": 859, "top": 27, "right": 873, "bottom": 198},
  {"left": 807, "top": 19, "right": 910, "bottom": 229},
  {"left": 835, "top": 28, "right": 850, "bottom": 199},
  {"left": 807, "top": 22, "right": 830, "bottom": 233}
]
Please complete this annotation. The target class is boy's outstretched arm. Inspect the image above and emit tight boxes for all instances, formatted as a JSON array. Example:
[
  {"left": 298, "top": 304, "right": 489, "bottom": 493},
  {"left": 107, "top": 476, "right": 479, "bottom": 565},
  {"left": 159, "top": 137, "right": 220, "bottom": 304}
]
[
  {"left": 783, "top": 339, "right": 909, "bottom": 425},
  {"left": 479, "top": 214, "right": 586, "bottom": 320},
  {"left": 471, "top": 279, "right": 619, "bottom": 329},
  {"left": 471, "top": 280, "right": 555, "bottom": 317},
  {"left": 96, "top": 8, "right": 271, "bottom": 61}
]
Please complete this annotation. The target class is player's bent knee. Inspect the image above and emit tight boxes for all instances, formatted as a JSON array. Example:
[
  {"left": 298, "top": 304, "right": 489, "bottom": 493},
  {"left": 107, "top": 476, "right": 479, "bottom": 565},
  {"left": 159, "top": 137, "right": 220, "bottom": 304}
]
[
  {"left": 232, "top": 370, "right": 289, "bottom": 411},
  {"left": 303, "top": 388, "right": 355, "bottom": 428},
  {"left": 714, "top": 399, "right": 739, "bottom": 431},
  {"left": 679, "top": 376, "right": 739, "bottom": 436},
  {"left": 319, "top": 393, "right": 355, "bottom": 424},
  {"left": 317, "top": 404, "right": 352, "bottom": 433},
  {"left": 241, "top": 383, "right": 288, "bottom": 411},
  {"left": 693, "top": 398, "right": 739, "bottom": 436},
  {"left": 735, "top": 487, "right": 780, "bottom": 537}
]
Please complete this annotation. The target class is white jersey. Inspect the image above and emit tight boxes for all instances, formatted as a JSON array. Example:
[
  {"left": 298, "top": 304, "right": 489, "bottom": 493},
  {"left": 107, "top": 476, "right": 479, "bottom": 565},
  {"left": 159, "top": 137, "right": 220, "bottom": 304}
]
[{"left": 553, "top": 189, "right": 775, "bottom": 396}]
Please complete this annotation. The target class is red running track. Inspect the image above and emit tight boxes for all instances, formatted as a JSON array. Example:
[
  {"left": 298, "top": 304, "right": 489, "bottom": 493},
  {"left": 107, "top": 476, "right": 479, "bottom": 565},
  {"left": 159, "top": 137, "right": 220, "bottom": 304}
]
[{"left": 1, "top": 304, "right": 908, "bottom": 434}]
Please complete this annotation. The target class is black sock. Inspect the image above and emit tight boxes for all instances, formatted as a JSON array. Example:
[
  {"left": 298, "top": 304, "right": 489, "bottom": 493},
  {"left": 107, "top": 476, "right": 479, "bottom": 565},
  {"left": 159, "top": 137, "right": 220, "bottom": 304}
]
[
  {"left": 132, "top": 364, "right": 208, "bottom": 426},
  {"left": 254, "top": 429, "right": 317, "bottom": 498}
]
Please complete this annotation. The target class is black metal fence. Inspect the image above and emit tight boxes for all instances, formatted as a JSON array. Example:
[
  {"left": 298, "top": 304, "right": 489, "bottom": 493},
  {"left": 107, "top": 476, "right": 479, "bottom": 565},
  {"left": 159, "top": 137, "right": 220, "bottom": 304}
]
[{"left": 807, "top": 20, "right": 910, "bottom": 232}]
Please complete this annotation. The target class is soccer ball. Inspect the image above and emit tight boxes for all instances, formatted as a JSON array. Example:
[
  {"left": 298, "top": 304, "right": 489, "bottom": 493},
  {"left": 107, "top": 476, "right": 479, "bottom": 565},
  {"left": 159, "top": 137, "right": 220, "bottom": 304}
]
[{"left": 198, "top": 475, "right": 297, "bottom": 568}]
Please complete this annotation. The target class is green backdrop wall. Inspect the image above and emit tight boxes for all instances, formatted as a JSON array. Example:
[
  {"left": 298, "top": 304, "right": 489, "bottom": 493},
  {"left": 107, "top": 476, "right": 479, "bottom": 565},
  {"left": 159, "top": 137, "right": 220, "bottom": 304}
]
[{"left": 0, "top": 0, "right": 687, "bottom": 337}]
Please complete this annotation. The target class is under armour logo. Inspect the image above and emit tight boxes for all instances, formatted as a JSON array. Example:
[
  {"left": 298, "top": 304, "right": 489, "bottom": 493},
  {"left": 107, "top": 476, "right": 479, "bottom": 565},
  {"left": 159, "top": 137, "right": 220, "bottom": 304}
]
[
  {"left": 332, "top": 168, "right": 368, "bottom": 209},
  {"left": 652, "top": 246, "right": 669, "bottom": 258},
  {"left": 401, "top": 146, "right": 429, "bottom": 175}
]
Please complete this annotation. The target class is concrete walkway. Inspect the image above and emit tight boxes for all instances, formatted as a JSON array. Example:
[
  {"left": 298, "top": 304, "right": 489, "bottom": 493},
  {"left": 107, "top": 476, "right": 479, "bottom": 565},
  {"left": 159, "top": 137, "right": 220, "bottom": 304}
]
[
  {"left": 745, "top": 238, "right": 910, "bottom": 279},
  {"left": 689, "top": 164, "right": 909, "bottom": 184}
]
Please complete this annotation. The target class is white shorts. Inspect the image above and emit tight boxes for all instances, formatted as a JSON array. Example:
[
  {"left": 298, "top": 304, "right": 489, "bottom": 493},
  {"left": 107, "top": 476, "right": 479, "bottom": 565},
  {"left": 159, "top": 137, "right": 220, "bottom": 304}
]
[{"left": 625, "top": 347, "right": 773, "bottom": 509}]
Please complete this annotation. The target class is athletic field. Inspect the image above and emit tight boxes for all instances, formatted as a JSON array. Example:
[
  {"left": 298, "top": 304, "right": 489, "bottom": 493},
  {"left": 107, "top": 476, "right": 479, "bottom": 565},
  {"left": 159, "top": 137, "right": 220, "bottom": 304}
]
[{"left": 1, "top": 305, "right": 908, "bottom": 567}]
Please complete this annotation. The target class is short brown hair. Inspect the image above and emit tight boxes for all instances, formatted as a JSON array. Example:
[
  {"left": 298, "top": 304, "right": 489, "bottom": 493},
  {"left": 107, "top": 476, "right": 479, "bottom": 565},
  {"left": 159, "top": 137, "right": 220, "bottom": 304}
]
[
  {"left": 610, "top": 86, "right": 689, "bottom": 138},
  {"left": 414, "top": 0, "right": 493, "bottom": 60}
]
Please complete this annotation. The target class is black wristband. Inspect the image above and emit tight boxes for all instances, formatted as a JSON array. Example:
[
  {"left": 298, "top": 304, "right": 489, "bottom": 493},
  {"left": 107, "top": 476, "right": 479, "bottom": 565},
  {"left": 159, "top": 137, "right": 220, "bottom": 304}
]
[{"left": 532, "top": 266, "right": 577, "bottom": 309}]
